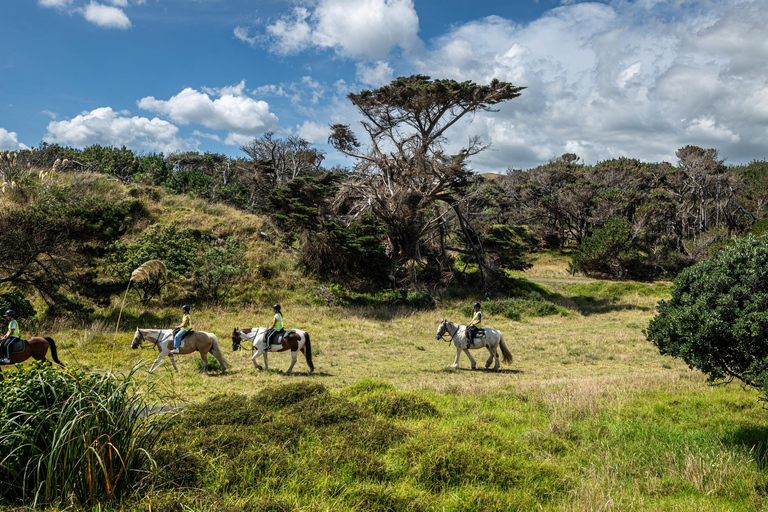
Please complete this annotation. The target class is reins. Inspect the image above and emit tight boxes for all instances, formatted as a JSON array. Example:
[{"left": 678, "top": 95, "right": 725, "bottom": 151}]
[{"left": 440, "top": 321, "right": 459, "bottom": 344}]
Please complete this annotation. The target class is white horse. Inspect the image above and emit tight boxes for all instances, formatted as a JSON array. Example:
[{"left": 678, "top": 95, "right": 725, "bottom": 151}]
[
  {"left": 231, "top": 327, "right": 314, "bottom": 375},
  {"left": 131, "top": 328, "right": 228, "bottom": 374},
  {"left": 435, "top": 319, "right": 513, "bottom": 370}
]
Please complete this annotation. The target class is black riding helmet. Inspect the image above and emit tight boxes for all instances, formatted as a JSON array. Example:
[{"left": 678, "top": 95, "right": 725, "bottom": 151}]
[
  {"left": 182, "top": 305, "right": 191, "bottom": 312},
  {"left": 4, "top": 310, "right": 15, "bottom": 317},
  {"left": 473, "top": 302, "right": 481, "bottom": 308},
  {"left": 272, "top": 304, "right": 281, "bottom": 312}
]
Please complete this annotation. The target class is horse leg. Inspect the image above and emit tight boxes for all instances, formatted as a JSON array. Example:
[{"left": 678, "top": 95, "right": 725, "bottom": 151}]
[
  {"left": 465, "top": 349, "right": 477, "bottom": 370},
  {"left": 485, "top": 345, "right": 494, "bottom": 369},
  {"left": 263, "top": 352, "right": 269, "bottom": 372},
  {"left": 251, "top": 349, "right": 263, "bottom": 370},
  {"left": 199, "top": 348, "right": 208, "bottom": 374},
  {"left": 149, "top": 353, "right": 165, "bottom": 373},
  {"left": 451, "top": 347, "right": 461, "bottom": 368},
  {"left": 285, "top": 351, "right": 298, "bottom": 375},
  {"left": 493, "top": 344, "right": 500, "bottom": 370}
]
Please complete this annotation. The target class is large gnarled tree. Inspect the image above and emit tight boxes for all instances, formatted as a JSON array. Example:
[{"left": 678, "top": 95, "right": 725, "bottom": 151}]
[{"left": 329, "top": 75, "right": 524, "bottom": 287}]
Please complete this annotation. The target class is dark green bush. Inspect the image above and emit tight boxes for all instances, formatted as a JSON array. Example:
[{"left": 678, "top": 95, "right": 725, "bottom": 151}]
[
  {"left": 571, "top": 217, "right": 644, "bottom": 279},
  {"left": 646, "top": 235, "right": 768, "bottom": 399}
]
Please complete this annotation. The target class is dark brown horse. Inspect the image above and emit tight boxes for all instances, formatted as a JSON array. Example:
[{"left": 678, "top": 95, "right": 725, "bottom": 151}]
[{"left": 0, "top": 337, "right": 63, "bottom": 369}]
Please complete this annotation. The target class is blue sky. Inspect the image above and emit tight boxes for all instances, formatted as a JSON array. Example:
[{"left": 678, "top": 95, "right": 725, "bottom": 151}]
[{"left": 1, "top": 0, "right": 767, "bottom": 171}]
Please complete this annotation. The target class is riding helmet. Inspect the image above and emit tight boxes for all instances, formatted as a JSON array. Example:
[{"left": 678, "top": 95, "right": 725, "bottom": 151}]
[
  {"left": 272, "top": 304, "right": 281, "bottom": 311},
  {"left": 4, "top": 310, "right": 15, "bottom": 317},
  {"left": 181, "top": 304, "right": 191, "bottom": 312},
  {"left": 473, "top": 302, "right": 481, "bottom": 308}
]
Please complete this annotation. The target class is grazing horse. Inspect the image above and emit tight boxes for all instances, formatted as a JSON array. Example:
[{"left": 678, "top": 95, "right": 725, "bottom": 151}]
[
  {"left": 0, "top": 336, "right": 63, "bottom": 369},
  {"left": 232, "top": 327, "right": 314, "bottom": 375},
  {"left": 435, "top": 319, "right": 513, "bottom": 370},
  {"left": 131, "top": 328, "right": 228, "bottom": 374}
]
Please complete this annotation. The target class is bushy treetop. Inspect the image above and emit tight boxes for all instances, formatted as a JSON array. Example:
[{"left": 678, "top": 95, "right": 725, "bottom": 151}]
[{"left": 646, "top": 235, "right": 768, "bottom": 398}]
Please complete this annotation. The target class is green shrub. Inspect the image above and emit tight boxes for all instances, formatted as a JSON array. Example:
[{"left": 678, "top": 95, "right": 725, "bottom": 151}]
[
  {"left": 0, "top": 290, "right": 36, "bottom": 320},
  {"left": 647, "top": 235, "right": 768, "bottom": 399},
  {"left": 572, "top": 217, "right": 644, "bottom": 279},
  {"left": 0, "top": 363, "right": 172, "bottom": 507}
]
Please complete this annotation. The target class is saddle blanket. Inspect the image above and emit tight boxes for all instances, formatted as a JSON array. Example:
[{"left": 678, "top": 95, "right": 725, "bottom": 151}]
[{"left": 6, "top": 338, "right": 25, "bottom": 354}]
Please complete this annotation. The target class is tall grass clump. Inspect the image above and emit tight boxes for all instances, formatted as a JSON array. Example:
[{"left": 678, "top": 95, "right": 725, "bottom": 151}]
[{"left": 0, "top": 363, "right": 173, "bottom": 508}]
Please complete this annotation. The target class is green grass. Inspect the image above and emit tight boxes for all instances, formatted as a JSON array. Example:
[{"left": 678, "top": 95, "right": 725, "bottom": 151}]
[{"left": 5, "top": 278, "right": 768, "bottom": 511}]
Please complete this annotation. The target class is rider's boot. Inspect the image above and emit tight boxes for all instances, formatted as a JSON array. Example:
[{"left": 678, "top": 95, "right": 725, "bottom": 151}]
[{"left": 0, "top": 357, "right": 9, "bottom": 364}]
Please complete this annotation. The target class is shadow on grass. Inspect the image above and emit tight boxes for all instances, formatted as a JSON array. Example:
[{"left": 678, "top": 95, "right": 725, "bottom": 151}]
[
  {"left": 555, "top": 294, "right": 655, "bottom": 316},
  {"left": 723, "top": 425, "right": 768, "bottom": 470},
  {"left": 430, "top": 367, "right": 523, "bottom": 375}
]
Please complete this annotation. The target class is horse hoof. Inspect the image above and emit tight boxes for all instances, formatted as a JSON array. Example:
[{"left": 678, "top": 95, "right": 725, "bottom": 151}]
[{"left": 450, "top": 364, "right": 458, "bottom": 368}]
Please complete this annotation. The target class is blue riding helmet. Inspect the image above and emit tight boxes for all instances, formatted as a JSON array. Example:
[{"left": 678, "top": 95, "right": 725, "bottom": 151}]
[
  {"left": 4, "top": 310, "right": 15, "bottom": 317},
  {"left": 473, "top": 302, "right": 481, "bottom": 308},
  {"left": 272, "top": 304, "right": 281, "bottom": 311},
  {"left": 181, "top": 305, "right": 191, "bottom": 312}
]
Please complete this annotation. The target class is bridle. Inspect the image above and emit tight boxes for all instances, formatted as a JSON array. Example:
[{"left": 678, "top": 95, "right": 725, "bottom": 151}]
[
  {"left": 133, "top": 329, "right": 169, "bottom": 349},
  {"left": 438, "top": 320, "right": 459, "bottom": 344},
  {"left": 232, "top": 328, "right": 265, "bottom": 351}
]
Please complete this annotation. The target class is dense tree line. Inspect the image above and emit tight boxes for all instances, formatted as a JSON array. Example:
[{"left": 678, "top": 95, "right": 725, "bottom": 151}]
[{"left": 4, "top": 75, "right": 768, "bottom": 302}]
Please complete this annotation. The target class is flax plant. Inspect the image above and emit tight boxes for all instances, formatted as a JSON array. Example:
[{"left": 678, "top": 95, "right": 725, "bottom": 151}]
[{"left": 0, "top": 364, "right": 174, "bottom": 508}]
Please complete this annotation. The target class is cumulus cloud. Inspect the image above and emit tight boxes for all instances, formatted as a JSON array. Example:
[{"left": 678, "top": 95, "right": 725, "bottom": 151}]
[
  {"left": 259, "top": 0, "right": 420, "bottom": 60},
  {"left": 356, "top": 61, "right": 394, "bottom": 86},
  {"left": 408, "top": 0, "right": 768, "bottom": 170},
  {"left": 83, "top": 2, "right": 131, "bottom": 29},
  {"left": 38, "top": 0, "right": 137, "bottom": 29},
  {"left": 137, "top": 84, "right": 279, "bottom": 145},
  {"left": 0, "top": 129, "right": 25, "bottom": 151},
  {"left": 44, "top": 107, "right": 187, "bottom": 153},
  {"left": 296, "top": 121, "right": 330, "bottom": 144}
]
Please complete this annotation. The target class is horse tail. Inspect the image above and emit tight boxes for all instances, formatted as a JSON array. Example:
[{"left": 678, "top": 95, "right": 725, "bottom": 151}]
[
  {"left": 209, "top": 334, "right": 229, "bottom": 371},
  {"left": 301, "top": 332, "right": 315, "bottom": 373},
  {"left": 499, "top": 335, "right": 513, "bottom": 365},
  {"left": 45, "top": 337, "right": 64, "bottom": 367}
]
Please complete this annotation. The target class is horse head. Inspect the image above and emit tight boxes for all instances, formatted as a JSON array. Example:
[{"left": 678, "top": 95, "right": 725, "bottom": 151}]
[
  {"left": 131, "top": 328, "right": 144, "bottom": 349},
  {"left": 232, "top": 328, "right": 242, "bottom": 351},
  {"left": 435, "top": 319, "right": 447, "bottom": 340}
]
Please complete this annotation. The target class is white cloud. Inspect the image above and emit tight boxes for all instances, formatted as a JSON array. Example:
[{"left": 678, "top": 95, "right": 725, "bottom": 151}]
[
  {"left": 44, "top": 107, "right": 187, "bottom": 153},
  {"left": 266, "top": 7, "right": 313, "bottom": 54},
  {"left": 686, "top": 116, "right": 740, "bottom": 144},
  {"left": 261, "top": 0, "right": 421, "bottom": 60},
  {"left": 407, "top": 0, "right": 768, "bottom": 170},
  {"left": 106, "top": 0, "right": 128, "bottom": 6},
  {"left": 356, "top": 61, "right": 393, "bottom": 86},
  {"left": 83, "top": 2, "right": 131, "bottom": 29},
  {"left": 0, "top": 129, "right": 25, "bottom": 151},
  {"left": 296, "top": 121, "right": 330, "bottom": 144},
  {"left": 233, "top": 26, "right": 259, "bottom": 47},
  {"left": 38, "top": 0, "right": 72, "bottom": 7},
  {"left": 137, "top": 85, "right": 279, "bottom": 145}
]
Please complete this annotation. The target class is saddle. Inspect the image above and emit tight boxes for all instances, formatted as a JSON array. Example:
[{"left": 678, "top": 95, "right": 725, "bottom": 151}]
[
  {"left": 4, "top": 337, "right": 25, "bottom": 353},
  {"left": 467, "top": 328, "right": 486, "bottom": 338},
  {"left": 172, "top": 328, "right": 195, "bottom": 341},
  {"left": 267, "top": 329, "right": 295, "bottom": 349}
]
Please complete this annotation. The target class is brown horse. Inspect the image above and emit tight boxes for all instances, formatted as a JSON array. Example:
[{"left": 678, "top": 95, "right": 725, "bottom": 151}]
[
  {"left": 131, "top": 328, "right": 228, "bottom": 374},
  {"left": 0, "top": 336, "right": 64, "bottom": 369}
]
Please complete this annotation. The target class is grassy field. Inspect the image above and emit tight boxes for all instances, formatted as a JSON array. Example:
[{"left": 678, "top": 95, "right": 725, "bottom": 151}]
[{"left": 13, "top": 272, "right": 768, "bottom": 511}]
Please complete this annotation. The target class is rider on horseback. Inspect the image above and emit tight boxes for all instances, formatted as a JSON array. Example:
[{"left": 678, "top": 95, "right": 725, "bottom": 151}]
[
  {"left": 466, "top": 302, "right": 482, "bottom": 349},
  {"left": 0, "top": 310, "right": 20, "bottom": 364},
  {"left": 266, "top": 304, "right": 284, "bottom": 351},
  {"left": 170, "top": 305, "right": 192, "bottom": 355}
]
